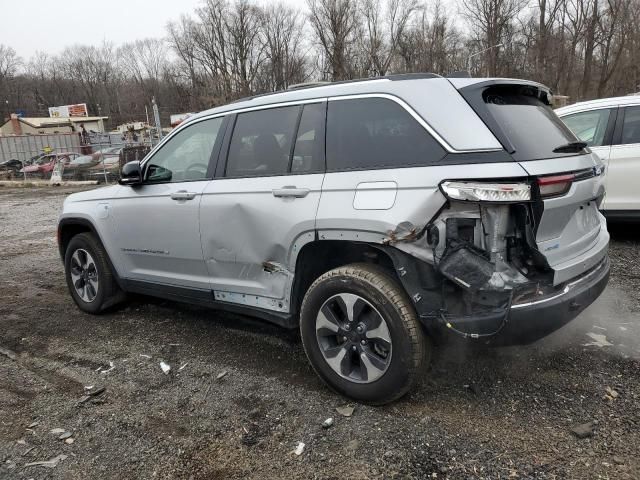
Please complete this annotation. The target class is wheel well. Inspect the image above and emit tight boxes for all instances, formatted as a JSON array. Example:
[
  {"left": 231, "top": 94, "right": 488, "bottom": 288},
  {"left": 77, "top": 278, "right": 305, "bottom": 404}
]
[
  {"left": 290, "top": 240, "right": 397, "bottom": 319},
  {"left": 58, "top": 222, "right": 93, "bottom": 260}
]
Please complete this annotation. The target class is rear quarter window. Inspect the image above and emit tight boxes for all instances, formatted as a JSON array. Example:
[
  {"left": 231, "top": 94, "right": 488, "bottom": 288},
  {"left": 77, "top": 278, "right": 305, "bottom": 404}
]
[
  {"left": 326, "top": 97, "right": 446, "bottom": 171},
  {"left": 466, "top": 84, "right": 582, "bottom": 161}
]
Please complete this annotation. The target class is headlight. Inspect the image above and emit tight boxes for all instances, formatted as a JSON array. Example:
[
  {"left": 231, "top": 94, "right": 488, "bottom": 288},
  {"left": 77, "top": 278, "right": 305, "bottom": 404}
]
[{"left": 441, "top": 181, "right": 531, "bottom": 202}]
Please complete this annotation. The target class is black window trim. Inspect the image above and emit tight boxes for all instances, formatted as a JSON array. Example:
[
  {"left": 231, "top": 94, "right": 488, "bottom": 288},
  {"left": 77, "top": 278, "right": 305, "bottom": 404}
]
[{"left": 217, "top": 101, "right": 328, "bottom": 179}]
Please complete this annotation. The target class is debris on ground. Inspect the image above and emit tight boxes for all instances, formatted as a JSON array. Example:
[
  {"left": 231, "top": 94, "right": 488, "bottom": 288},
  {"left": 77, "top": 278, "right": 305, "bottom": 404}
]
[
  {"left": 216, "top": 370, "right": 228, "bottom": 380},
  {"left": 65, "top": 438, "right": 75, "bottom": 445},
  {"left": 140, "top": 354, "right": 151, "bottom": 359},
  {"left": 0, "top": 345, "right": 17, "bottom": 360},
  {"left": 50, "top": 428, "right": 66, "bottom": 435},
  {"left": 179, "top": 363, "right": 188, "bottom": 371},
  {"left": 58, "top": 431, "right": 73, "bottom": 440},
  {"left": 27, "top": 421, "right": 39, "bottom": 428},
  {"left": 571, "top": 422, "right": 595, "bottom": 439},
  {"left": 25, "top": 454, "right": 68, "bottom": 468},
  {"left": 605, "top": 386, "right": 619, "bottom": 400},
  {"left": 322, "top": 417, "right": 334, "bottom": 429},
  {"left": 294, "top": 442, "right": 305, "bottom": 456},
  {"left": 77, "top": 386, "right": 106, "bottom": 405},
  {"left": 100, "top": 361, "right": 115, "bottom": 374},
  {"left": 160, "top": 361, "right": 171, "bottom": 374},
  {"left": 583, "top": 333, "right": 614, "bottom": 347},
  {"left": 336, "top": 405, "right": 355, "bottom": 417}
]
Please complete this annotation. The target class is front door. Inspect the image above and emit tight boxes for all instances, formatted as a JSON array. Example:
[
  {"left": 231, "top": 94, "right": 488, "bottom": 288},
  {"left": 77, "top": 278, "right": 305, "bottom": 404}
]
[
  {"left": 111, "top": 116, "right": 226, "bottom": 290},
  {"left": 200, "top": 102, "right": 326, "bottom": 312}
]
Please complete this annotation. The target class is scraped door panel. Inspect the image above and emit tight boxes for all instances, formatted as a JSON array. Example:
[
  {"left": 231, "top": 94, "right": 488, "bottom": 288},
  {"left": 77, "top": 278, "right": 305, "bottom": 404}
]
[{"left": 200, "top": 174, "right": 324, "bottom": 309}]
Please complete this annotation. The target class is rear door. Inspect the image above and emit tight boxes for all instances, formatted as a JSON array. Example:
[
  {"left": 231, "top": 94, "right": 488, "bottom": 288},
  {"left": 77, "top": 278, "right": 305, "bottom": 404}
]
[
  {"left": 200, "top": 102, "right": 326, "bottom": 312},
  {"left": 606, "top": 105, "right": 640, "bottom": 212}
]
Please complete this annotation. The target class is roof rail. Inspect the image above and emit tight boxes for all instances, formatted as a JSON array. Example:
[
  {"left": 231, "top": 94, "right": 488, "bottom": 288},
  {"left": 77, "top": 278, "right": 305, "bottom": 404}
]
[
  {"left": 230, "top": 72, "right": 441, "bottom": 104},
  {"left": 287, "top": 81, "right": 331, "bottom": 90}
]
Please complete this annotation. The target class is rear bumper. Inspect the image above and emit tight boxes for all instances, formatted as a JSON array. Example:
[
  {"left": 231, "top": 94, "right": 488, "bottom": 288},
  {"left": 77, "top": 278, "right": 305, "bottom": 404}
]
[
  {"left": 490, "top": 256, "right": 610, "bottom": 345},
  {"left": 550, "top": 223, "right": 609, "bottom": 285}
]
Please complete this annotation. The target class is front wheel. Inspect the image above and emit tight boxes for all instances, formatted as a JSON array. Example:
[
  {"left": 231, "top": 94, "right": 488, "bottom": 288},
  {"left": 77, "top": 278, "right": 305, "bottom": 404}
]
[
  {"left": 299, "top": 263, "right": 430, "bottom": 404},
  {"left": 64, "top": 232, "right": 124, "bottom": 314}
]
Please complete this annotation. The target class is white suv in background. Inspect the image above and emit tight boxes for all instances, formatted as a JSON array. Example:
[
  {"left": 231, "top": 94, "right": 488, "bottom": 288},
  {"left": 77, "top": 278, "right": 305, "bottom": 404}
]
[{"left": 557, "top": 96, "right": 640, "bottom": 221}]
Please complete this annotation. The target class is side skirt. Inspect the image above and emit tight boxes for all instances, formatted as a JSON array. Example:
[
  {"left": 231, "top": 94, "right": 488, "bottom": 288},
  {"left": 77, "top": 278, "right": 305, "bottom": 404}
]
[{"left": 123, "top": 279, "right": 297, "bottom": 329}]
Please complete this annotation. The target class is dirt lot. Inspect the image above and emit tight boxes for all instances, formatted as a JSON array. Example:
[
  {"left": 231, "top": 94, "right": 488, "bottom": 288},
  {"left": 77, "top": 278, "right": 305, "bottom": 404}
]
[{"left": 1, "top": 185, "right": 639, "bottom": 479}]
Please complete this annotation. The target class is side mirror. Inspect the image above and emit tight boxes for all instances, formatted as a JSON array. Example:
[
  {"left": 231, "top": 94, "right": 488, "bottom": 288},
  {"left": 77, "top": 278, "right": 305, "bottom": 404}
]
[{"left": 119, "top": 161, "right": 142, "bottom": 186}]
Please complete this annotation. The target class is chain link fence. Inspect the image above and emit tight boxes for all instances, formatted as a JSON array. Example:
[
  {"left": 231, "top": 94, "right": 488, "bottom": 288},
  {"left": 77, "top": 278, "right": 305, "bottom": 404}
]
[{"left": 0, "top": 132, "right": 154, "bottom": 183}]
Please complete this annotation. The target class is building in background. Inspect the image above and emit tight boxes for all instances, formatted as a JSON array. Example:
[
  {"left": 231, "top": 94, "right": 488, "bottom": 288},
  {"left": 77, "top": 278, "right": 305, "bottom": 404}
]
[{"left": 0, "top": 115, "right": 108, "bottom": 135}]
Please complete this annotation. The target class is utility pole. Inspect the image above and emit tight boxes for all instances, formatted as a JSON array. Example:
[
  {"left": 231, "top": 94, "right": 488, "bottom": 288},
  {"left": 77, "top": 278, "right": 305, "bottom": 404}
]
[{"left": 152, "top": 97, "right": 162, "bottom": 144}]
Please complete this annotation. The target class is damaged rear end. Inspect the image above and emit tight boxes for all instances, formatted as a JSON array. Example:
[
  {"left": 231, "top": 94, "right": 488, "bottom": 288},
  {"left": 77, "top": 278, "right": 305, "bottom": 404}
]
[{"left": 392, "top": 79, "right": 610, "bottom": 344}]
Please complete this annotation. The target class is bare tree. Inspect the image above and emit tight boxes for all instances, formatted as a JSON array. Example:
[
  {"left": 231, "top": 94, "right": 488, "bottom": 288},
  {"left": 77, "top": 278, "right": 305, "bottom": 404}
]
[
  {"left": 461, "top": 0, "right": 528, "bottom": 76},
  {"left": 259, "top": 3, "right": 309, "bottom": 90},
  {"left": 307, "top": 0, "right": 360, "bottom": 80}
]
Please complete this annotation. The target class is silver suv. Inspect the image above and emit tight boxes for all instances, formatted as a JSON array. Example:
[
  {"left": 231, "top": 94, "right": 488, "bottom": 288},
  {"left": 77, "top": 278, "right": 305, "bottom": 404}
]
[{"left": 58, "top": 74, "right": 610, "bottom": 404}]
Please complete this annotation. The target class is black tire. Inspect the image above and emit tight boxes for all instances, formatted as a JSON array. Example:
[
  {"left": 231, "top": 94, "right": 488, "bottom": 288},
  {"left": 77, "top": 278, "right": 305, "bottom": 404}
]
[
  {"left": 64, "top": 232, "right": 123, "bottom": 314},
  {"left": 299, "top": 263, "right": 430, "bottom": 404}
]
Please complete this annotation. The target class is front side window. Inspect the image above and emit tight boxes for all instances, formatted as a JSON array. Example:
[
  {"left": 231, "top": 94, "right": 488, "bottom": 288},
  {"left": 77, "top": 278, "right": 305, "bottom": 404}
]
[
  {"left": 562, "top": 109, "right": 612, "bottom": 147},
  {"left": 226, "top": 106, "right": 300, "bottom": 177},
  {"left": 621, "top": 106, "right": 640, "bottom": 145},
  {"left": 326, "top": 98, "right": 445, "bottom": 171},
  {"left": 145, "top": 117, "right": 223, "bottom": 183}
]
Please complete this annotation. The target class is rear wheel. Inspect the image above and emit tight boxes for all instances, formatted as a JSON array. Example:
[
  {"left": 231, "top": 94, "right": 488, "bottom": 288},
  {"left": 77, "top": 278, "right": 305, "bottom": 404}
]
[
  {"left": 300, "top": 263, "right": 430, "bottom": 404},
  {"left": 64, "top": 232, "right": 124, "bottom": 313}
]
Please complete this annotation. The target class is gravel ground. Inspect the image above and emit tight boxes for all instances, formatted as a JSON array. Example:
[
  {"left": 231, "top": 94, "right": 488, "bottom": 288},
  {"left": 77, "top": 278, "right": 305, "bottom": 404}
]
[{"left": 1, "top": 185, "right": 639, "bottom": 479}]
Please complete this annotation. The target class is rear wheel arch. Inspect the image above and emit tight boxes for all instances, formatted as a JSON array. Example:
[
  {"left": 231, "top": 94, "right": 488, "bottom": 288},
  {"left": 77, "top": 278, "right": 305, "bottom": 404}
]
[{"left": 290, "top": 240, "right": 398, "bottom": 319}]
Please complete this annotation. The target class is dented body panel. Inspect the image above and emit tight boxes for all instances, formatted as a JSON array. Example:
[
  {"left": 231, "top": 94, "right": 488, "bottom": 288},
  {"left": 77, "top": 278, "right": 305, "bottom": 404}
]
[{"left": 58, "top": 75, "right": 610, "bottom": 344}]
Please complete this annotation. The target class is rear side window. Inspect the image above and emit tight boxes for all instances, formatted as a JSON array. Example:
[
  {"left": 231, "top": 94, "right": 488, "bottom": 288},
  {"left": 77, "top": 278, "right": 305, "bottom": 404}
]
[
  {"left": 474, "top": 85, "right": 579, "bottom": 161},
  {"left": 326, "top": 98, "right": 445, "bottom": 171},
  {"left": 562, "top": 109, "right": 612, "bottom": 147},
  {"left": 621, "top": 106, "right": 640, "bottom": 144},
  {"left": 226, "top": 106, "right": 299, "bottom": 177}
]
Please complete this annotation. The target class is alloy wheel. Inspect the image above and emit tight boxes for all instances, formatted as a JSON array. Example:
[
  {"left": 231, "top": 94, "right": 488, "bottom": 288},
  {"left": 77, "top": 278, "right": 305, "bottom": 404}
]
[
  {"left": 69, "top": 248, "right": 99, "bottom": 303},
  {"left": 315, "top": 293, "right": 392, "bottom": 383}
]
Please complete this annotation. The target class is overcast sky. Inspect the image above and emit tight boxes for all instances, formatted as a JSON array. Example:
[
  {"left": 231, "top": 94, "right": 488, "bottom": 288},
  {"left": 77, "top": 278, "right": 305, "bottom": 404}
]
[{"left": 1, "top": 0, "right": 305, "bottom": 60}]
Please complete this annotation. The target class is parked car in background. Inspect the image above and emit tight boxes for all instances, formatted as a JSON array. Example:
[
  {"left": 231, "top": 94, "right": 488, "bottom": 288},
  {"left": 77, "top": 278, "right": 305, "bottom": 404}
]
[
  {"left": 66, "top": 147, "right": 122, "bottom": 174},
  {"left": 0, "top": 158, "right": 24, "bottom": 173},
  {"left": 557, "top": 95, "right": 640, "bottom": 221},
  {"left": 20, "top": 153, "right": 79, "bottom": 177}
]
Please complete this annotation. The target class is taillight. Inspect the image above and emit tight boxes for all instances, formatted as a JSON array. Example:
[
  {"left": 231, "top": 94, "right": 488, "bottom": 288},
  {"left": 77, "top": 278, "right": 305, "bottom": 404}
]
[
  {"left": 440, "top": 181, "right": 531, "bottom": 202},
  {"left": 537, "top": 174, "right": 574, "bottom": 198}
]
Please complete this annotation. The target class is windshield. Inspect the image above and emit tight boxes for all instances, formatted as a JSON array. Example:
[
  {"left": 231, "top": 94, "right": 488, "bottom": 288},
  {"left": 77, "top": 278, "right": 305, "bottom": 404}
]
[{"left": 472, "top": 84, "right": 583, "bottom": 161}]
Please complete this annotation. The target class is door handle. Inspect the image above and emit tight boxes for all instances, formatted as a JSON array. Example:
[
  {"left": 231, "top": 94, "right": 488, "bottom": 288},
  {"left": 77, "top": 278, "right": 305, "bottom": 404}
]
[
  {"left": 171, "top": 190, "right": 197, "bottom": 201},
  {"left": 272, "top": 186, "right": 310, "bottom": 198}
]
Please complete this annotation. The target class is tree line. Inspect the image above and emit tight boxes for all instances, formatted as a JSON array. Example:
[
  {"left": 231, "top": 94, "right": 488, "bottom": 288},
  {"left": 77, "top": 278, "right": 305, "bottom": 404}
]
[{"left": 1, "top": 0, "right": 639, "bottom": 128}]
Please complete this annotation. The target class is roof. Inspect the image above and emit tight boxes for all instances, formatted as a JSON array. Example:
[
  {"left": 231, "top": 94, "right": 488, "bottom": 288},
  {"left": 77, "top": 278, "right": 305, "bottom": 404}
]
[
  {"left": 555, "top": 95, "right": 640, "bottom": 116},
  {"left": 2, "top": 117, "right": 108, "bottom": 129},
  {"left": 185, "top": 75, "right": 541, "bottom": 152}
]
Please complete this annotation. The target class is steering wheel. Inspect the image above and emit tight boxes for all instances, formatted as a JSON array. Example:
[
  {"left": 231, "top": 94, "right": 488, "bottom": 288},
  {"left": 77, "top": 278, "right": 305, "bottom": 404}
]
[{"left": 184, "top": 163, "right": 208, "bottom": 179}]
